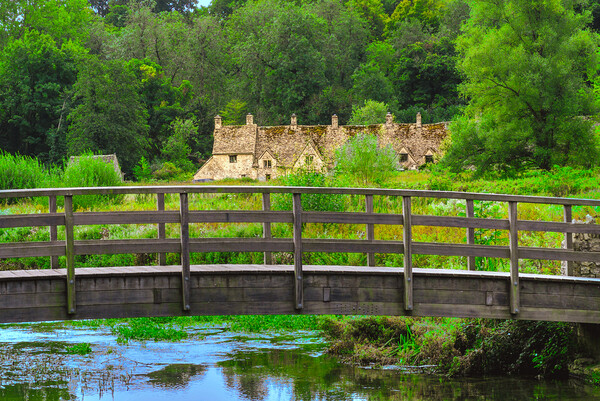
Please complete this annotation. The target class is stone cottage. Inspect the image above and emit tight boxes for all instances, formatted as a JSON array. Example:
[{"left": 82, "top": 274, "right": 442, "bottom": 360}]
[{"left": 193, "top": 113, "right": 448, "bottom": 181}]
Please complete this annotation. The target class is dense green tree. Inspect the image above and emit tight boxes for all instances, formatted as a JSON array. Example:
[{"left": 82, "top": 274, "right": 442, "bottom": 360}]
[
  {"left": 220, "top": 99, "right": 247, "bottom": 125},
  {"left": 348, "top": 100, "right": 391, "bottom": 125},
  {"left": 228, "top": 0, "right": 327, "bottom": 124},
  {"left": 67, "top": 57, "right": 150, "bottom": 174},
  {"left": 442, "top": 0, "right": 600, "bottom": 174},
  {"left": 126, "top": 58, "right": 194, "bottom": 159},
  {"left": 0, "top": 30, "right": 82, "bottom": 163}
]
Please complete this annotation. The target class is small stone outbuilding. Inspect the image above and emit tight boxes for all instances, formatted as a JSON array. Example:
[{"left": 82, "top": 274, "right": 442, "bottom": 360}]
[{"left": 194, "top": 113, "right": 448, "bottom": 181}]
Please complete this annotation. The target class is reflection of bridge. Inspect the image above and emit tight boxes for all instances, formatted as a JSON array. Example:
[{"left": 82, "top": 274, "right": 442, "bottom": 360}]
[{"left": 0, "top": 186, "right": 599, "bottom": 324}]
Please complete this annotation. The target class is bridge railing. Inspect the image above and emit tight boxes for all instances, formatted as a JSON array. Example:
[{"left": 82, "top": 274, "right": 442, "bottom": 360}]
[{"left": 1, "top": 185, "right": 600, "bottom": 316}]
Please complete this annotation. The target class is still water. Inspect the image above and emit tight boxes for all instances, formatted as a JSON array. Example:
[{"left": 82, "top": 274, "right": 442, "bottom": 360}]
[{"left": 0, "top": 324, "right": 597, "bottom": 400}]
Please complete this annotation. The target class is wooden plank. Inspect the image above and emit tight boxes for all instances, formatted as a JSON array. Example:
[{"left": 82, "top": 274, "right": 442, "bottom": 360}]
[
  {"left": 412, "top": 242, "right": 510, "bottom": 258},
  {"left": 517, "top": 219, "right": 600, "bottom": 234},
  {"left": 4, "top": 185, "right": 600, "bottom": 208},
  {"left": 519, "top": 247, "right": 600, "bottom": 262},
  {"left": 521, "top": 293, "right": 600, "bottom": 311},
  {"left": 0, "top": 213, "right": 64, "bottom": 228},
  {"left": 0, "top": 241, "right": 65, "bottom": 258},
  {"left": 157, "top": 193, "right": 167, "bottom": 265},
  {"left": 293, "top": 193, "right": 303, "bottom": 310},
  {"left": 190, "top": 238, "right": 293, "bottom": 253},
  {"left": 73, "top": 210, "right": 180, "bottom": 225},
  {"left": 466, "top": 199, "right": 475, "bottom": 271},
  {"left": 365, "top": 194, "right": 375, "bottom": 267},
  {"left": 64, "top": 195, "right": 76, "bottom": 315},
  {"left": 403, "top": 196, "right": 413, "bottom": 311},
  {"left": 49, "top": 196, "right": 59, "bottom": 269},
  {"left": 508, "top": 201, "right": 519, "bottom": 315},
  {"left": 303, "top": 212, "right": 402, "bottom": 225},
  {"left": 412, "top": 215, "right": 509, "bottom": 230},
  {"left": 180, "top": 193, "right": 191, "bottom": 311},
  {"left": 564, "top": 205, "right": 573, "bottom": 276},
  {"left": 189, "top": 210, "right": 293, "bottom": 223},
  {"left": 74, "top": 238, "right": 181, "bottom": 255},
  {"left": 263, "top": 193, "right": 273, "bottom": 265}
]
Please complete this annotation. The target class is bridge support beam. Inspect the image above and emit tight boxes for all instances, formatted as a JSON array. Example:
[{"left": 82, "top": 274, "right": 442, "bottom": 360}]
[
  {"left": 508, "top": 201, "right": 520, "bottom": 315},
  {"left": 180, "top": 193, "right": 191, "bottom": 311},
  {"left": 263, "top": 193, "right": 272, "bottom": 265},
  {"left": 403, "top": 196, "right": 413, "bottom": 311},
  {"left": 64, "top": 195, "right": 76, "bottom": 314},
  {"left": 293, "top": 193, "right": 303, "bottom": 310}
]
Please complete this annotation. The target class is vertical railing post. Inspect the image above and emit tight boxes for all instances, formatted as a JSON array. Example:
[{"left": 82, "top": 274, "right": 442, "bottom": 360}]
[
  {"left": 365, "top": 194, "right": 375, "bottom": 267},
  {"left": 157, "top": 193, "right": 167, "bottom": 265},
  {"left": 64, "top": 195, "right": 76, "bottom": 314},
  {"left": 402, "top": 196, "right": 413, "bottom": 311},
  {"left": 292, "top": 193, "right": 303, "bottom": 310},
  {"left": 508, "top": 201, "right": 520, "bottom": 314},
  {"left": 466, "top": 199, "right": 476, "bottom": 271},
  {"left": 49, "top": 195, "right": 58, "bottom": 269},
  {"left": 263, "top": 192, "right": 273, "bottom": 265},
  {"left": 180, "top": 193, "right": 191, "bottom": 311},
  {"left": 564, "top": 205, "right": 573, "bottom": 276}
]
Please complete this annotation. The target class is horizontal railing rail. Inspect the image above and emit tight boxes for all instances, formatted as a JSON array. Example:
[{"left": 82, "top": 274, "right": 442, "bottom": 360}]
[{"left": 1, "top": 185, "right": 600, "bottom": 316}]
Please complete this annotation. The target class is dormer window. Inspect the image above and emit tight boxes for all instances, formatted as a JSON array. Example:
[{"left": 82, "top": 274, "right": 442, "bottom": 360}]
[
  {"left": 305, "top": 155, "right": 314, "bottom": 165},
  {"left": 399, "top": 153, "right": 408, "bottom": 162},
  {"left": 229, "top": 155, "right": 237, "bottom": 163},
  {"left": 264, "top": 160, "right": 272, "bottom": 169},
  {"left": 425, "top": 155, "right": 434, "bottom": 164}
]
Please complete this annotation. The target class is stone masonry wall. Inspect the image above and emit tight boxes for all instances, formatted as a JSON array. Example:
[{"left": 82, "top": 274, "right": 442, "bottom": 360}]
[{"left": 565, "top": 218, "right": 600, "bottom": 278}]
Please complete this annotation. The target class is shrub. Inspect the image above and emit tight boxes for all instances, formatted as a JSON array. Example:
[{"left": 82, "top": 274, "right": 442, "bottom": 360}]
[
  {"left": 62, "top": 153, "right": 123, "bottom": 210},
  {"left": 335, "top": 133, "right": 398, "bottom": 185},
  {"left": 272, "top": 171, "right": 344, "bottom": 212}
]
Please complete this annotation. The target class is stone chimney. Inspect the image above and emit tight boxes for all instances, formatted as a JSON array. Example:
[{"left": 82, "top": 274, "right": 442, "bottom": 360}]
[
  {"left": 416, "top": 112, "right": 422, "bottom": 128},
  {"left": 214, "top": 115, "right": 222, "bottom": 129},
  {"left": 291, "top": 113, "right": 297, "bottom": 128},
  {"left": 386, "top": 112, "right": 393, "bottom": 126},
  {"left": 246, "top": 113, "right": 254, "bottom": 125},
  {"left": 332, "top": 114, "right": 339, "bottom": 130}
]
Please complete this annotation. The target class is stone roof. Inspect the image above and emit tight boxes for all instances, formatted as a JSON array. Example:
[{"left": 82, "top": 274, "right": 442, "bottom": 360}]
[
  {"left": 212, "top": 125, "right": 257, "bottom": 155},
  {"left": 255, "top": 126, "right": 327, "bottom": 168}
]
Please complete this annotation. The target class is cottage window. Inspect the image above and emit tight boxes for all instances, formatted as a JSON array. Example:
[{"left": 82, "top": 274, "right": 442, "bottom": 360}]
[
  {"left": 264, "top": 160, "right": 272, "bottom": 169},
  {"left": 229, "top": 155, "right": 237, "bottom": 163},
  {"left": 305, "top": 155, "right": 314, "bottom": 165},
  {"left": 399, "top": 153, "right": 408, "bottom": 162},
  {"left": 266, "top": 174, "right": 271, "bottom": 181},
  {"left": 425, "top": 155, "right": 434, "bottom": 164}
]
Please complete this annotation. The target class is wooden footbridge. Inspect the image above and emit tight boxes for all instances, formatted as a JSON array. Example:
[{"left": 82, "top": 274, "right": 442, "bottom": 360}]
[{"left": 1, "top": 185, "right": 600, "bottom": 324}]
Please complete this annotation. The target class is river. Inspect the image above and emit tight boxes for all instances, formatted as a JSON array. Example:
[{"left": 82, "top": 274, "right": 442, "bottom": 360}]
[{"left": 0, "top": 323, "right": 598, "bottom": 400}]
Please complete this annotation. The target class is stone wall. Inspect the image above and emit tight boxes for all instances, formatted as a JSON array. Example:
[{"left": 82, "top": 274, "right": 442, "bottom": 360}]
[{"left": 564, "top": 217, "right": 600, "bottom": 278}]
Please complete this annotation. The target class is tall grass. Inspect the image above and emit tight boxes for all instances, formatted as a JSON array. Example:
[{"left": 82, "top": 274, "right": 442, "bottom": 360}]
[{"left": 62, "top": 153, "right": 123, "bottom": 210}]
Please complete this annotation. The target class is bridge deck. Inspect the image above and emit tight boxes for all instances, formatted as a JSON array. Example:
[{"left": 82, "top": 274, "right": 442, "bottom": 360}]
[{"left": 0, "top": 265, "right": 598, "bottom": 324}]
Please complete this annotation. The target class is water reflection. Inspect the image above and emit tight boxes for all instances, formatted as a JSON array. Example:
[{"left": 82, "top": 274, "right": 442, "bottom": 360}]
[
  {"left": 147, "top": 364, "right": 207, "bottom": 389},
  {"left": 0, "top": 326, "right": 597, "bottom": 400}
]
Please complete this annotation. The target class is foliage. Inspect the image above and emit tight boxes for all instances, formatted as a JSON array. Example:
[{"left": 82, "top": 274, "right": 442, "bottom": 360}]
[
  {"left": 348, "top": 100, "right": 391, "bottom": 125},
  {"left": 161, "top": 117, "right": 197, "bottom": 172},
  {"left": 65, "top": 342, "right": 92, "bottom": 355},
  {"left": 272, "top": 171, "right": 345, "bottom": 212},
  {"left": 67, "top": 57, "right": 150, "bottom": 175},
  {"left": 335, "top": 133, "right": 398, "bottom": 185},
  {"left": 0, "top": 30, "right": 81, "bottom": 164},
  {"left": 112, "top": 317, "right": 188, "bottom": 343},
  {"left": 133, "top": 156, "right": 153, "bottom": 182},
  {"left": 0, "top": 151, "right": 51, "bottom": 192},
  {"left": 220, "top": 99, "right": 247, "bottom": 125},
  {"left": 443, "top": 0, "right": 600, "bottom": 175},
  {"left": 62, "top": 153, "right": 123, "bottom": 210},
  {"left": 152, "top": 161, "right": 186, "bottom": 181}
]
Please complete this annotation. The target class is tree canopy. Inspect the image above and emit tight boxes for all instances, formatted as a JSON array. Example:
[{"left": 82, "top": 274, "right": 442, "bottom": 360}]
[
  {"left": 0, "top": 0, "right": 598, "bottom": 177},
  {"left": 442, "top": 0, "right": 600, "bottom": 174}
]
